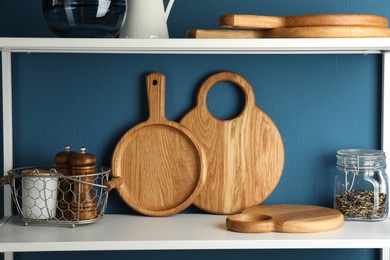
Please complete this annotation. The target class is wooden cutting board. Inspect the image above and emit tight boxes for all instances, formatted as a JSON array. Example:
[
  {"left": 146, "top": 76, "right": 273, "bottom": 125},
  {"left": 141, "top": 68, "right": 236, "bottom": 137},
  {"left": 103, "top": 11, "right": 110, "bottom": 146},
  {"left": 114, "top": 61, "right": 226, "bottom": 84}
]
[
  {"left": 111, "top": 72, "right": 207, "bottom": 216},
  {"left": 265, "top": 26, "right": 390, "bottom": 38},
  {"left": 226, "top": 204, "right": 344, "bottom": 233},
  {"left": 187, "top": 29, "right": 264, "bottom": 38},
  {"left": 180, "top": 72, "right": 284, "bottom": 214},
  {"left": 187, "top": 26, "right": 390, "bottom": 38},
  {"left": 220, "top": 14, "right": 389, "bottom": 29}
]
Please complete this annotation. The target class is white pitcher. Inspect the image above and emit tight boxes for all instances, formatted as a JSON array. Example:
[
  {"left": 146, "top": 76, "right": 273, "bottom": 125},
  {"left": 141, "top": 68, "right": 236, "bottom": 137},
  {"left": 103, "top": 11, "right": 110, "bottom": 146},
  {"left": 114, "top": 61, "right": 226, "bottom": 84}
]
[{"left": 120, "top": 0, "right": 175, "bottom": 38}]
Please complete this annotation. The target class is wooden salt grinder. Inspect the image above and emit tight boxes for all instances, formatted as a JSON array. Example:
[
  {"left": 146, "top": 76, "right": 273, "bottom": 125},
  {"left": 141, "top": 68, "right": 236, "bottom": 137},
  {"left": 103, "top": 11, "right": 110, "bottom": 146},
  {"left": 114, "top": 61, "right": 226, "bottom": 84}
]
[
  {"left": 70, "top": 147, "right": 98, "bottom": 220},
  {"left": 55, "top": 145, "right": 76, "bottom": 219}
]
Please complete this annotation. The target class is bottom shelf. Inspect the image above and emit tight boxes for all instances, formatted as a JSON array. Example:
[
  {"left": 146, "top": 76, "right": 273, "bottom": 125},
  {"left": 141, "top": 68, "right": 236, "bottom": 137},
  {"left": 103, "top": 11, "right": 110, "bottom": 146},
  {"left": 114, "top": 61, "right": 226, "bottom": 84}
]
[{"left": 0, "top": 214, "right": 390, "bottom": 253}]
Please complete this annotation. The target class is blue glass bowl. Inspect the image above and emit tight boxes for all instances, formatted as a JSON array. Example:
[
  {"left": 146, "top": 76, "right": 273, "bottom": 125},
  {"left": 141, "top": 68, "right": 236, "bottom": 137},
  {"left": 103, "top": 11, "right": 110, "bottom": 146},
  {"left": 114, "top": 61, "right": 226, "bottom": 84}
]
[{"left": 43, "top": 0, "right": 127, "bottom": 38}]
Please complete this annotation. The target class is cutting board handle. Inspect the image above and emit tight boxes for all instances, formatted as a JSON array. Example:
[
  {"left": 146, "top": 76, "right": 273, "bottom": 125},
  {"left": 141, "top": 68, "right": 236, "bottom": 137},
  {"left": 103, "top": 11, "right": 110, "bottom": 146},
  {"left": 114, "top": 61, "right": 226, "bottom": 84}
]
[
  {"left": 197, "top": 72, "right": 256, "bottom": 119},
  {"left": 146, "top": 72, "right": 167, "bottom": 124},
  {"left": 104, "top": 176, "right": 123, "bottom": 191},
  {"left": 226, "top": 213, "right": 275, "bottom": 233}
]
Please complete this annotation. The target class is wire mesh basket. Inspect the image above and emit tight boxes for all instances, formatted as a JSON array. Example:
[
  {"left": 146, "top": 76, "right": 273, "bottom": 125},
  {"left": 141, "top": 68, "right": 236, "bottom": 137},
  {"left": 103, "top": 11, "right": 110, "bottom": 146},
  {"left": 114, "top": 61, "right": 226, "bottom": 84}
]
[{"left": 5, "top": 166, "right": 111, "bottom": 227}]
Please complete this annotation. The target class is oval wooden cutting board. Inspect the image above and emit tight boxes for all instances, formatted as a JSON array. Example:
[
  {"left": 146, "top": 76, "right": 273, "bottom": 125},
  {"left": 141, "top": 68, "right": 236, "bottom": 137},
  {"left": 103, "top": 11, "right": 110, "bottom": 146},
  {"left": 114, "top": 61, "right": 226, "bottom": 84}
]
[
  {"left": 226, "top": 204, "right": 344, "bottom": 233},
  {"left": 112, "top": 72, "right": 207, "bottom": 216},
  {"left": 220, "top": 14, "right": 389, "bottom": 29},
  {"left": 180, "top": 72, "right": 284, "bottom": 214}
]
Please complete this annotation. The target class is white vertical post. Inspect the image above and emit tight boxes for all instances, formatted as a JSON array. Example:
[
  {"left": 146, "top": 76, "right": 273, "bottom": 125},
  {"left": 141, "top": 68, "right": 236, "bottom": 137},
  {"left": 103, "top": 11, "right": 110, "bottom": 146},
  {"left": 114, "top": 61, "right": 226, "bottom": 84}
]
[
  {"left": 383, "top": 52, "right": 390, "bottom": 176},
  {"left": 3, "top": 253, "right": 13, "bottom": 260},
  {"left": 2, "top": 51, "right": 14, "bottom": 260},
  {"left": 1, "top": 51, "right": 14, "bottom": 260},
  {"left": 382, "top": 248, "right": 390, "bottom": 260},
  {"left": 2, "top": 51, "right": 12, "bottom": 218},
  {"left": 383, "top": 53, "right": 390, "bottom": 181},
  {"left": 382, "top": 52, "right": 390, "bottom": 260}
]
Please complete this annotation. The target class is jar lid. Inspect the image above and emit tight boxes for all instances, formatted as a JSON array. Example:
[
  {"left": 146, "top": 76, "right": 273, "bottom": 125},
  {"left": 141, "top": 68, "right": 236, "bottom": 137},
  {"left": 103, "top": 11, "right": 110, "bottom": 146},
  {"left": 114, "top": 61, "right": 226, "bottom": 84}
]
[{"left": 336, "top": 149, "right": 386, "bottom": 170}]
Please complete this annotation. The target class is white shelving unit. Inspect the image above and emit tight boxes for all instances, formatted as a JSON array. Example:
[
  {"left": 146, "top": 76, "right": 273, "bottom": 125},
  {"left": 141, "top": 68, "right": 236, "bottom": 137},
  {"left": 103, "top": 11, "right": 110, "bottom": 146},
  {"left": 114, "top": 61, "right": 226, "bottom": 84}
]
[{"left": 1, "top": 37, "right": 390, "bottom": 260}]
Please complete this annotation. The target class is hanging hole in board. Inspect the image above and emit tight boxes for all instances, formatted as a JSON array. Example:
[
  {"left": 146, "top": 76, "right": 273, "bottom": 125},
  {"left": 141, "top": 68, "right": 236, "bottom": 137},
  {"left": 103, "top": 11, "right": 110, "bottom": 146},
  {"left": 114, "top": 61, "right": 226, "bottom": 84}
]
[
  {"left": 153, "top": 80, "right": 158, "bottom": 86},
  {"left": 206, "top": 82, "right": 246, "bottom": 120}
]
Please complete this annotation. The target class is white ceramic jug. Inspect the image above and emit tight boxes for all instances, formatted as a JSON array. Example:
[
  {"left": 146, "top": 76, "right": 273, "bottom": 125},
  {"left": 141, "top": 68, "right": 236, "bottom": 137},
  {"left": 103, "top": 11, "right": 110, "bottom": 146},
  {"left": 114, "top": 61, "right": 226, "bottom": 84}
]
[{"left": 120, "top": 0, "right": 175, "bottom": 38}]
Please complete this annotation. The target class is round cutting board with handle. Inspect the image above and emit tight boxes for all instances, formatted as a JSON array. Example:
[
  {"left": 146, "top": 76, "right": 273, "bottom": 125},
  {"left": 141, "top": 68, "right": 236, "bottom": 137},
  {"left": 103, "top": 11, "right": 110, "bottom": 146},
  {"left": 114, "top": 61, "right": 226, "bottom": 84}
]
[
  {"left": 226, "top": 204, "right": 344, "bottom": 233},
  {"left": 111, "top": 72, "right": 206, "bottom": 217},
  {"left": 180, "top": 72, "right": 284, "bottom": 214}
]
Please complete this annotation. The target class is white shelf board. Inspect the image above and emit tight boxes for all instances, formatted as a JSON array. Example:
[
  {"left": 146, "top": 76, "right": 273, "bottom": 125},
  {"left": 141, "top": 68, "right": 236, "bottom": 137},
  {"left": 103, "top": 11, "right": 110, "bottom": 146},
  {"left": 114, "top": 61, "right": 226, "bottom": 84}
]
[
  {"left": 1, "top": 214, "right": 390, "bottom": 253},
  {"left": 1, "top": 37, "right": 390, "bottom": 54}
]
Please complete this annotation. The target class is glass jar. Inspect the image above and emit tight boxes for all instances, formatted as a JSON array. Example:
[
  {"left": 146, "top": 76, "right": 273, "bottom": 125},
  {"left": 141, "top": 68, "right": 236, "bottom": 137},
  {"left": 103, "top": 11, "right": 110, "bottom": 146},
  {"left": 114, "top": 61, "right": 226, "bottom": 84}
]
[
  {"left": 42, "top": 0, "right": 127, "bottom": 38},
  {"left": 334, "top": 149, "right": 388, "bottom": 221}
]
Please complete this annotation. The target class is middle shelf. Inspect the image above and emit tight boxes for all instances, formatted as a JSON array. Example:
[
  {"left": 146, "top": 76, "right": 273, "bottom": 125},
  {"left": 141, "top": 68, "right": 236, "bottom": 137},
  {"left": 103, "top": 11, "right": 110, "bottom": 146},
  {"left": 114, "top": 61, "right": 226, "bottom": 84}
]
[{"left": 1, "top": 214, "right": 390, "bottom": 252}]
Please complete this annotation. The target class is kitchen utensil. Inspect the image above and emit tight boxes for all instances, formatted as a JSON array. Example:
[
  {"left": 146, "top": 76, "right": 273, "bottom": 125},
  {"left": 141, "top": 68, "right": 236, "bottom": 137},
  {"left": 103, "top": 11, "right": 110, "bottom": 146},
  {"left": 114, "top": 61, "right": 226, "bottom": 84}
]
[
  {"left": 120, "top": 0, "right": 175, "bottom": 38},
  {"left": 111, "top": 72, "right": 206, "bottom": 216},
  {"left": 187, "top": 26, "right": 390, "bottom": 38},
  {"left": 70, "top": 147, "right": 98, "bottom": 221},
  {"left": 226, "top": 204, "right": 344, "bottom": 233},
  {"left": 220, "top": 14, "right": 389, "bottom": 29},
  {"left": 55, "top": 145, "right": 76, "bottom": 219},
  {"left": 42, "top": 0, "right": 127, "bottom": 38},
  {"left": 180, "top": 72, "right": 284, "bottom": 214},
  {"left": 2, "top": 166, "right": 111, "bottom": 226}
]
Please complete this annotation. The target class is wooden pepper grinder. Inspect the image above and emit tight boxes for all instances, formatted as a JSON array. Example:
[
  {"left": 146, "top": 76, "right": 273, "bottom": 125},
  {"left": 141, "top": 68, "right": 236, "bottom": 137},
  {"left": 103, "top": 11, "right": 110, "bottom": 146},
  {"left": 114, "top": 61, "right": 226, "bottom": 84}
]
[
  {"left": 70, "top": 147, "right": 98, "bottom": 220},
  {"left": 55, "top": 145, "right": 76, "bottom": 219}
]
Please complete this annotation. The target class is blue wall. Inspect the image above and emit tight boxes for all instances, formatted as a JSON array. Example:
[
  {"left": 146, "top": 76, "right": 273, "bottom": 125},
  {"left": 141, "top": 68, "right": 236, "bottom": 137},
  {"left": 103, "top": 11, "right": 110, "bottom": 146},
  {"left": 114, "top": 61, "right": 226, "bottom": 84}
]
[{"left": 0, "top": 0, "right": 387, "bottom": 260}]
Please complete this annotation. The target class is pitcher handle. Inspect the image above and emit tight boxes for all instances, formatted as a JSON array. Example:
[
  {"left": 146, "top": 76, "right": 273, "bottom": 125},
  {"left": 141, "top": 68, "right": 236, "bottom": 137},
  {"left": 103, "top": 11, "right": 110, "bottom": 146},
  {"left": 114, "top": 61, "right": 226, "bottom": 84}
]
[{"left": 165, "top": 0, "right": 175, "bottom": 21}]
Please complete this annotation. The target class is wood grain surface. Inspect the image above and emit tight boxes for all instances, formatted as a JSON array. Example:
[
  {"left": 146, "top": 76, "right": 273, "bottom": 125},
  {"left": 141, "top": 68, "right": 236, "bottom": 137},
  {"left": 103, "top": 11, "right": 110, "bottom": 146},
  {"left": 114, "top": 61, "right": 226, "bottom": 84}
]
[
  {"left": 220, "top": 14, "right": 389, "bottom": 29},
  {"left": 180, "top": 72, "right": 284, "bottom": 214},
  {"left": 265, "top": 26, "right": 390, "bottom": 38},
  {"left": 187, "top": 26, "right": 390, "bottom": 38},
  {"left": 111, "top": 72, "right": 206, "bottom": 216},
  {"left": 226, "top": 204, "right": 344, "bottom": 233},
  {"left": 187, "top": 29, "right": 264, "bottom": 38}
]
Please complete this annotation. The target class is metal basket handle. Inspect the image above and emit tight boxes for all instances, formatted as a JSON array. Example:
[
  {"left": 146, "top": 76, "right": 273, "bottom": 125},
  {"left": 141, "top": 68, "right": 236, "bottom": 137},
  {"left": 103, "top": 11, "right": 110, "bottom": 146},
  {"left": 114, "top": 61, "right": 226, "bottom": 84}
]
[{"left": 0, "top": 175, "right": 10, "bottom": 188}]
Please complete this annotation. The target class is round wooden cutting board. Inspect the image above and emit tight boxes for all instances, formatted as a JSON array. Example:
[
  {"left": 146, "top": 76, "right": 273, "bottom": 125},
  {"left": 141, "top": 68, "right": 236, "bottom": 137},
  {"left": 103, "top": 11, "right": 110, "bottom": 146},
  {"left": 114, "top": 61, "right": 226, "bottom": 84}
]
[
  {"left": 265, "top": 26, "right": 390, "bottom": 38},
  {"left": 226, "top": 204, "right": 344, "bottom": 233},
  {"left": 111, "top": 72, "right": 206, "bottom": 217},
  {"left": 180, "top": 72, "right": 284, "bottom": 214}
]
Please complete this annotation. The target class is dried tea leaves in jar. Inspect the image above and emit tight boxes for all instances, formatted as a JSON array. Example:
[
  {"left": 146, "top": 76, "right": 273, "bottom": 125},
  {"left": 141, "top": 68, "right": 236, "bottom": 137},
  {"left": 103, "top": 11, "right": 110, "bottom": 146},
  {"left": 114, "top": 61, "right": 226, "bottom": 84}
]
[{"left": 335, "top": 189, "right": 387, "bottom": 220}]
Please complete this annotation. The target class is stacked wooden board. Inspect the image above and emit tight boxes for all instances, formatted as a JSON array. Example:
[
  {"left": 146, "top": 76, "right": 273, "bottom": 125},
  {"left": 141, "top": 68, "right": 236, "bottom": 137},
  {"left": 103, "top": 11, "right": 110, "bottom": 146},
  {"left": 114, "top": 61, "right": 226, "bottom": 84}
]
[{"left": 187, "top": 14, "right": 390, "bottom": 38}]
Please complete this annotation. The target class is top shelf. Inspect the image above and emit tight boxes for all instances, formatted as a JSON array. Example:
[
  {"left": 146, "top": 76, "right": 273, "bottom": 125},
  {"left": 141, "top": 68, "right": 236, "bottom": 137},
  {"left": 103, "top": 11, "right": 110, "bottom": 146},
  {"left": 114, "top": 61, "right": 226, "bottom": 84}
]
[{"left": 1, "top": 37, "right": 390, "bottom": 54}]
